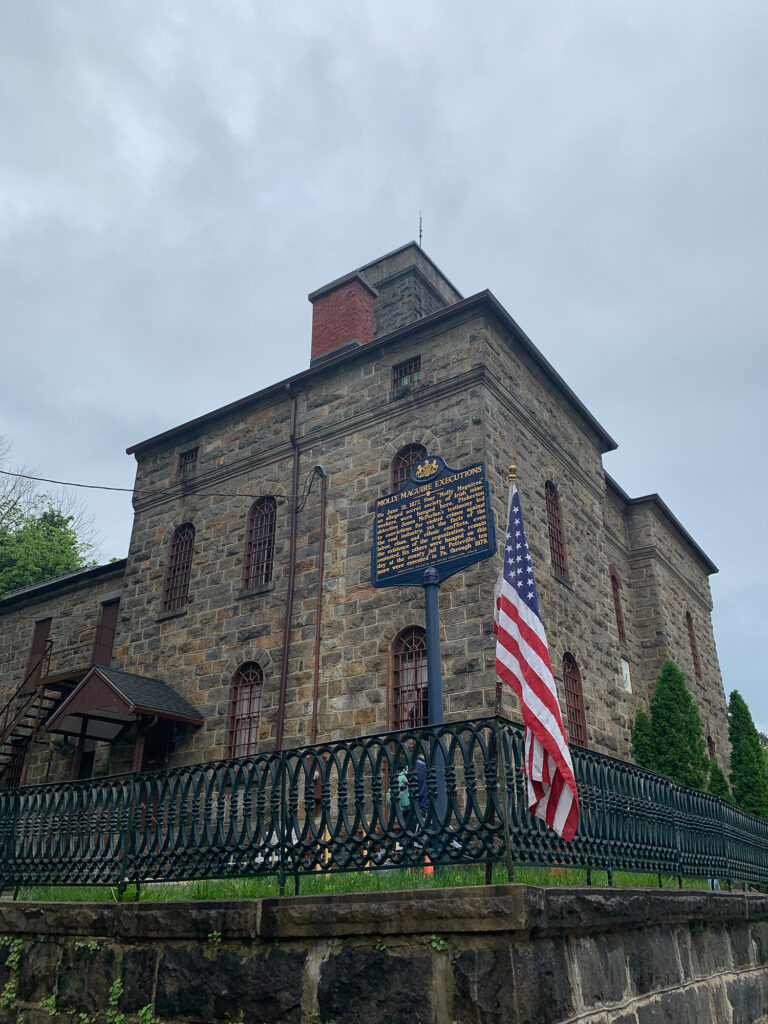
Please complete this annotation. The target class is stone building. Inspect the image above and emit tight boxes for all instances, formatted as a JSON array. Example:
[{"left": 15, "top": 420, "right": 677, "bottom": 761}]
[{"left": 0, "top": 243, "right": 729, "bottom": 786}]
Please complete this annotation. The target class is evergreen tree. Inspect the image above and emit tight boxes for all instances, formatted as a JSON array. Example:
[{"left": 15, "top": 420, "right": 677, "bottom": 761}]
[
  {"left": 631, "top": 708, "right": 653, "bottom": 768},
  {"left": 707, "top": 759, "right": 733, "bottom": 803},
  {"left": 630, "top": 659, "right": 709, "bottom": 789},
  {"left": 728, "top": 691, "right": 768, "bottom": 818}
]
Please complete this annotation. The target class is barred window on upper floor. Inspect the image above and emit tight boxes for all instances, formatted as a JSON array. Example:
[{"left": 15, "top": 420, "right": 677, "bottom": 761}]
[
  {"left": 227, "top": 662, "right": 263, "bottom": 758},
  {"left": 177, "top": 447, "right": 198, "bottom": 476},
  {"left": 562, "top": 652, "right": 587, "bottom": 746},
  {"left": 392, "top": 356, "right": 421, "bottom": 390},
  {"left": 243, "top": 497, "right": 277, "bottom": 590},
  {"left": 391, "top": 443, "right": 427, "bottom": 492},
  {"left": 162, "top": 523, "right": 195, "bottom": 613},
  {"left": 393, "top": 626, "right": 428, "bottom": 731},
  {"left": 686, "top": 611, "right": 702, "bottom": 680},
  {"left": 609, "top": 566, "right": 627, "bottom": 645},
  {"left": 545, "top": 481, "right": 569, "bottom": 578}
]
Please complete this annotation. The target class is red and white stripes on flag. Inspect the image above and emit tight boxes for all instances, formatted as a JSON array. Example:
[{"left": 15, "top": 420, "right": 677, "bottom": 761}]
[{"left": 494, "top": 484, "right": 579, "bottom": 841}]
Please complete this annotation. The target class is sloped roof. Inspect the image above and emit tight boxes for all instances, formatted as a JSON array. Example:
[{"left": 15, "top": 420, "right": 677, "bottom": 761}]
[{"left": 46, "top": 665, "right": 203, "bottom": 740}]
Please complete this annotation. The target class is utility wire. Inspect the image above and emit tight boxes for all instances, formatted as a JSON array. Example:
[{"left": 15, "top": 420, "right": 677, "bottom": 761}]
[{"left": 0, "top": 466, "right": 324, "bottom": 507}]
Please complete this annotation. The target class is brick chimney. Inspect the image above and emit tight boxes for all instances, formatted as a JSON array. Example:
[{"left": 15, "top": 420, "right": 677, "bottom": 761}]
[{"left": 308, "top": 271, "right": 378, "bottom": 365}]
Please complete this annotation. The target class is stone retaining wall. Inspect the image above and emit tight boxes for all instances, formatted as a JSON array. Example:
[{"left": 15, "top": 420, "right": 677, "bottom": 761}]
[{"left": 0, "top": 885, "right": 766, "bottom": 1024}]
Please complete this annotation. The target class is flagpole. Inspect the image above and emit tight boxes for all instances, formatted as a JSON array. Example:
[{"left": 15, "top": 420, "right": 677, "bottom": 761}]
[
  {"left": 494, "top": 462, "right": 518, "bottom": 884},
  {"left": 494, "top": 462, "right": 517, "bottom": 718}
]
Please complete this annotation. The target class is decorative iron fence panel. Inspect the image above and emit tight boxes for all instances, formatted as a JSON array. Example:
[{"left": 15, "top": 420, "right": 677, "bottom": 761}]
[{"left": 1, "top": 716, "right": 768, "bottom": 893}]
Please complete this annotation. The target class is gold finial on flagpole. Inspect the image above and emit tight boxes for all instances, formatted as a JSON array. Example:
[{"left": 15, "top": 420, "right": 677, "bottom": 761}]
[{"left": 507, "top": 463, "right": 517, "bottom": 483}]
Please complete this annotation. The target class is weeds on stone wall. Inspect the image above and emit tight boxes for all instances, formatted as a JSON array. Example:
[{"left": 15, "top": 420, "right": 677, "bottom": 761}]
[{"left": 0, "top": 935, "right": 22, "bottom": 1011}]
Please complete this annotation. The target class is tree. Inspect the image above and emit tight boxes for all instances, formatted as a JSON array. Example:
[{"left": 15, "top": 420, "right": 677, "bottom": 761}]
[
  {"left": 758, "top": 731, "right": 768, "bottom": 776},
  {"left": 707, "top": 759, "right": 733, "bottom": 803},
  {"left": 630, "top": 659, "right": 709, "bottom": 789},
  {"left": 631, "top": 708, "right": 653, "bottom": 766},
  {"left": 0, "top": 437, "right": 98, "bottom": 598},
  {"left": 728, "top": 691, "right": 768, "bottom": 818}
]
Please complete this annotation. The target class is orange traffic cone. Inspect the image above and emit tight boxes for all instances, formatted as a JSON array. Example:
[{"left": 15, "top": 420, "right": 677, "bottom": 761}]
[{"left": 423, "top": 854, "right": 434, "bottom": 877}]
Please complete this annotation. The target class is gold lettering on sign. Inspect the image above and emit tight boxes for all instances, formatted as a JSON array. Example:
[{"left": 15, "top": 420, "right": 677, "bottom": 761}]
[{"left": 374, "top": 464, "right": 491, "bottom": 580}]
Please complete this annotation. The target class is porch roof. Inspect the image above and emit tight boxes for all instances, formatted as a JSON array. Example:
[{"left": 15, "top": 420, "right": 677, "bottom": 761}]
[{"left": 45, "top": 665, "right": 203, "bottom": 741}]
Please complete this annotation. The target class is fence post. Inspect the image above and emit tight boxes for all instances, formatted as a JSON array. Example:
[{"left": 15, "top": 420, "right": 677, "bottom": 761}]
[
  {"left": 597, "top": 758, "right": 615, "bottom": 885},
  {"left": 278, "top": 751, "right": 287, "bottom": 896},
  {"left": 0, "top": 790, "right": 20, "bottom": 895},
  {"left": 494, "top": 718, "right": 516, "bottom": 883},
  {"left": 118, "top": 776, "right": 138, "bottom": 899},
  {"left": 672, "top": 783, "right": 683, "bottom": 888}
]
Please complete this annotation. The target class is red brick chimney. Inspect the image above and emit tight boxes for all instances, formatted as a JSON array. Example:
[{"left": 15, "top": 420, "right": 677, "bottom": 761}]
[{"left": 308, "top": 271, "right": 378, "bottom": 364}]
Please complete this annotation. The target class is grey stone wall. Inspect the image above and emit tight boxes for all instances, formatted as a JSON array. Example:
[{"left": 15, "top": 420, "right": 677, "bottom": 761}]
[
  {"left": 0, "top": 247, "right": 730, "bottom": 783},
  {"left": 0, "top": 886, "right": 766, "bottom": 1023},
  {"left": 0, "top": 564, "right": 126, "bottom": 693}
]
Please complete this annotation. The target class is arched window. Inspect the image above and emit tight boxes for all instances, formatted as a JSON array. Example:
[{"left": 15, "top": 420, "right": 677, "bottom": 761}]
[
  {"left": 609, "top": 566, "right": 626, "bottom": 644},
  {"left": 545, "top": 481, "right": 568, "bottom": 577},
  {"left": 227, "top": 662, "right": 263, "bottom": 758},
  {"left": 391, "top": 443, "right": 427, "bottom": 492},
  {"left": 707, "top": 735, "right": 716, "bottom": 759},
  {"left": 243, "top": 497, "right": 277, "bottom": 589},
  {"left": 685, "top": 611, "right": 702, "bottom": 680},
  {"left": 162, "top": 523, "right": 195, "bottom": 612},
  {"left": 393, "top": 626, "right": 428, "bottom": 730},
  {"left": 562, "top": 652, "right": 587, "bottom": 746}
]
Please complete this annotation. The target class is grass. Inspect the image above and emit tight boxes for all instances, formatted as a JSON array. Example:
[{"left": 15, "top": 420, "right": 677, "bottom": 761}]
[{"left": 13, "top": 864, "right": 715, "bottom": 903}]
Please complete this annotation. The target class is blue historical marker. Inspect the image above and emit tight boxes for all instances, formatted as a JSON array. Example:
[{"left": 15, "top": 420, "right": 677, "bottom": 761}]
[{"left": 371, "top": 456, "right": 497, "bottom": 726}]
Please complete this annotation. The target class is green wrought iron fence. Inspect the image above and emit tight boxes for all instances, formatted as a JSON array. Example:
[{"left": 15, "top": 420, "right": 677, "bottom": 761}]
[{"left": 1, "top": 716, "right": 767, "bottom": 895}]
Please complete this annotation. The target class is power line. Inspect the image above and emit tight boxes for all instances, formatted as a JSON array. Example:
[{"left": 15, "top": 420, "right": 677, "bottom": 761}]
[
  {"left": 0, "top": 465, "right": 323, "bottom": 509},
  {"left": 0, "top": 468, "right": 135, "bottom": 494}
]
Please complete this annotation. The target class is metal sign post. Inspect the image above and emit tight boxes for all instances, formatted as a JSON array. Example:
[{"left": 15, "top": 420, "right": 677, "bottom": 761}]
[
  {"left": 372, "top": 456, "right": 497, "bottom": 830},
  {"left": 422, "top": 566, "right": 443, "bottom": 726}
]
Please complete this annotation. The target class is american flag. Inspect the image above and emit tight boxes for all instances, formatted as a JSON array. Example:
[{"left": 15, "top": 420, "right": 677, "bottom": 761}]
[{"left": 494, "top": 485, "right": 579, "bottom": 841}]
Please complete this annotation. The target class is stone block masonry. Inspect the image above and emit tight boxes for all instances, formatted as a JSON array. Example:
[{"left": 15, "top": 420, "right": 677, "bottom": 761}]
[
  {"left": 0, "top": 241, "right": 731, "bottom": 786},
  {"left": 0, "top": 885, "right": 766, "bottom": 1023}
]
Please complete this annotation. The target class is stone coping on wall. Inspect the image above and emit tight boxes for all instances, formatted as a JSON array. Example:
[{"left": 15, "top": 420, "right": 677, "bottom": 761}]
[{"left": 1, "top": 884, "right": 766, "bottom": 943}]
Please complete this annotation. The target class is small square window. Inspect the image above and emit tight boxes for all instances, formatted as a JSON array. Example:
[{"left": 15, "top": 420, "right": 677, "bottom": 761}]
[
  {"left": 392, "top": 356, "right": 421, "bottom": 390},
  {"left": 620, "top": 658, "right": 632, "bottom": 692},
  {"left": 178, "top": 448, "right": 198, "bottom": 476}
]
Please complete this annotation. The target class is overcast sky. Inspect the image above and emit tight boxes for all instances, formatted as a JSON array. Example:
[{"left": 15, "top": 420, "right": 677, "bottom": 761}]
[{"left": 1, "top": 3, "right": 766, "bottom": 729}]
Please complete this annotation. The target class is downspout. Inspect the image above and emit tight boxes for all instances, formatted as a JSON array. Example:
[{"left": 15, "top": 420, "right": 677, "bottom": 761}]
[
  {"left": 310, "top": 468, "right": 327, "bottom": 745},
  {"left": 275, "top": 384, "right": 299, "bottom": 750}
]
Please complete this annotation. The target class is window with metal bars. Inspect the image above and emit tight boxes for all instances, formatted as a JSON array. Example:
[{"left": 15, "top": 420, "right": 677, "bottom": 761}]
[
  {"left": 393, "top": 626, "right": 428, "bottom": 730},
  {"left": 609, "top": 567, "right": 627, "bottom": 644},
  {"left": 391, "top": 443, "right": 427, "bottom": 492},
  {"left": 392, "top": 356, "right": 421, "bottom": 390},
  {"left": 177, "top": 447, "right": 198, "bottom": 475},
  {"left": 162, "top": 523, "right": 195, "bottom": 613},
  {"left": 545, "top": 481, "right": 568, "bottom": 577},
  {"left": 227, "top": 663, "right": 263, "bottom": 758},
  {"left": 243, "top": 497, "right": 277, "bottom": 589},
  {"left": 562, "top": 652, "right": 587, "bottom": 746},
  {"left": 685, "top": 611, "right": 702, "bottom": 680}
]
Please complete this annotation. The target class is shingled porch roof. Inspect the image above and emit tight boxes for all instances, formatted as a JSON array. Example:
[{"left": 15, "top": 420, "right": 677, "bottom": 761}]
[{"left": 45, "top": 665, "right": 203, "bottom": 742}]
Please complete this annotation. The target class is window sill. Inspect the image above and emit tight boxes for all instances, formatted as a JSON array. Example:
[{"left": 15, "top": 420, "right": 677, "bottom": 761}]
[
  {"left": 238, "top": 582, "right": 275, "bottom": 599},
  {"left": 389, "top": 382, "right": 423, "bottom": 403},
  {"left": 156, "top": 607, "right": 189, "bottom": 623},
  {"left": 552, "top": 570, "right": 573, "bottom": 591}
]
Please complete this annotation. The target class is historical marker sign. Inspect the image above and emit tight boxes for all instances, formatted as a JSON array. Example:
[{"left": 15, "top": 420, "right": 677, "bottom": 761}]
[{"left": 371, "top": 456, "right": 497, "bottom": 588}]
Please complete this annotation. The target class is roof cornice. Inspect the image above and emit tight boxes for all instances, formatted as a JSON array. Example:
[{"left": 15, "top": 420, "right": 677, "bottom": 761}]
[
  {"left": 126, "top": 292, "right": 617, "bottom": 457},
  {"left": 604, "top": 472, "right": 717, "bottom": 575}
]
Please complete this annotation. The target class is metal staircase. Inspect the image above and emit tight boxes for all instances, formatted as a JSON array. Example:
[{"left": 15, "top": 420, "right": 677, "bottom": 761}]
[{"left": 0, "top": 641, "right": 72, "bottom": 787}]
